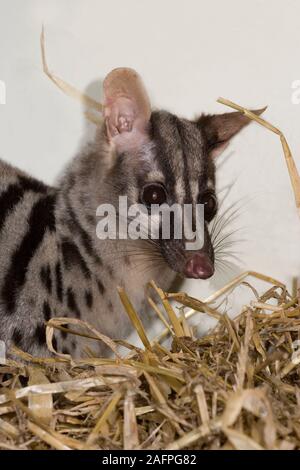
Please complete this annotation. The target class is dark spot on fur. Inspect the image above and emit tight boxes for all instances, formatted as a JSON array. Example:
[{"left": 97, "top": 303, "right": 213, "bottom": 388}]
[
  {"left": 40, "top": 265, "right": 52, "bottom": 293},
  {"left": 0, "top": 184, "right": 25, "bottom": 231},
  {"left": 61, "top": 238, "right": 91, "bottom": 278},
  {"left": 85, "top": 214, "right": 94, "bottom": 225},
  {"left": 35, "top": 324, "right": 46, "bottom": 346},
  {"left": 1, "top": 194, "right": 56, "bottom": 313},
  {"left": 55, "top": 261, "right": 63, "bottom": 302},
  {"left": 124, "top": 255, "right": 131, "bottom": 266},
  {"left": 62, "top": 347, "right": 70, "bottom": 355},
  {"left": 43, "top": 301, "right": 51, "bottom": 321},
  {"left": 18, "top": 175, "right": 48, "bottom": 194},
  {"left": 12, "top": 328, "right": 22, "bottom": 346},
  {"left": 52, "top": 336, "right": 58, "bottom": 351},
  {"left": 0, "top": 177, "right": 48, "bottom": 233},
  {"left": 96, "top": 279, "right": 105, "bottom": 295},
  {"left": 60, "top": 329, "right": 67, "bottom": 339},
  {"left": 85, "top": 290, "right": 93, "bottom": 309},
  {"left": 67, "top": 287, "right": 81, "bottom": 318},
  {"left": 65, "top": 201, "right": 102, "bottom": 265}
]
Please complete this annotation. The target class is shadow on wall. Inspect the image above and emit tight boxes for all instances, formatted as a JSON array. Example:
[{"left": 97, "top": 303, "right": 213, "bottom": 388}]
[
  {"left": 52, "top": 77, "right": 104, "bottom": 185},
  {"left": 77, "top": 78, "right": 104, "bottom": 150}
]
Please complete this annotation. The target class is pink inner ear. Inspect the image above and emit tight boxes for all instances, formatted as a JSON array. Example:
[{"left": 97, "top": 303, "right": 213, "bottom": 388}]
[
  {"left": 104, "top": 95, "right": 150, "bottom": 153},
  {"left": 103, "top": 68, "right": 151, "bottom": 152},
  {"left": 104, "top": 94, "right": 150, "bottom": 153},
  {"left": 105, "top": 96, "right": 136, "bottom": 138}
]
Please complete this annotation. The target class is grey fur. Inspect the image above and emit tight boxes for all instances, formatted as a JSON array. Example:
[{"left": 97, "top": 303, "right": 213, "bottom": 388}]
[{"left": 0, "top": 93, "right": 260, "bottom": 357}]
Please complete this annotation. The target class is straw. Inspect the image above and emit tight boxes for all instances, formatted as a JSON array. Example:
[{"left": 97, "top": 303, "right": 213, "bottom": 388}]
[
  {"left": 1, "top": 271, "right": 299, "bottom": 450},
  {"left": 217, "top": 97, "right": 300, "bottom": 218}
]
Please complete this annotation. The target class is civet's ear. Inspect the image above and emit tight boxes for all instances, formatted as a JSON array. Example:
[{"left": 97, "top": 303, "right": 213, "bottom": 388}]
[
  {"left": 103, "top": 67, "right": 151, "bottom": 152},
  {"left": 197, "top": 107, "right": 267, "bottom": 158}
]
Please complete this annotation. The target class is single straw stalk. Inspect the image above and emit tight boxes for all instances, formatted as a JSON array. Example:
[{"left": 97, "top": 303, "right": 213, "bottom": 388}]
[
  {"left": 218, "top": 97, "right": 300, "bottom": 218},
  {"left": 117, "top": 287, "right": 152, "bottom": 350},
  {"left": 150, "top": 281, "right": 185, "bottom": 337},
  {"left": 40, "top": 26, "right": 102, "bottom": 115}
]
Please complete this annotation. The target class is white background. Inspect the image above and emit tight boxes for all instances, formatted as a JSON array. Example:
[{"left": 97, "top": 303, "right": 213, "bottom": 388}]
[{"left": 0, "top": 0, "right": 300, "bottom": 319}]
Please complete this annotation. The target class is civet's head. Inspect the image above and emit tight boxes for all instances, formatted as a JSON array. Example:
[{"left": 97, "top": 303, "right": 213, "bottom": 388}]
[{"left": 101, "top": 68, "right": 264, "bottom": 279}]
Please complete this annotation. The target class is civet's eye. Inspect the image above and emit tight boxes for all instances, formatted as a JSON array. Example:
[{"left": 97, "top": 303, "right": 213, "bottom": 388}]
[
  {"left": 198, "top": 191, "right": 217, "bottom": 222},
  {"left": 141, "top": 184, "right": 167, "bottom": 206}
]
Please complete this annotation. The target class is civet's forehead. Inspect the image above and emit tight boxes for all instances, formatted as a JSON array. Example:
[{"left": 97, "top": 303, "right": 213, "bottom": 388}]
[{"left": 149, "top": 111, "right": 214, "bottom": 204}]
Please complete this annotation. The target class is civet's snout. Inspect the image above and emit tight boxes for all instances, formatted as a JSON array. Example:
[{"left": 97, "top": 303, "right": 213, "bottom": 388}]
[{"left": 184, "top": 252, "right": 214, "bottom": 279}]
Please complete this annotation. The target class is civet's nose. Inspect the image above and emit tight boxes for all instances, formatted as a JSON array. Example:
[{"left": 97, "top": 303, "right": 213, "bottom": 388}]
[{"left": 184, "top": 253, "right": 214, "bottom": 279}]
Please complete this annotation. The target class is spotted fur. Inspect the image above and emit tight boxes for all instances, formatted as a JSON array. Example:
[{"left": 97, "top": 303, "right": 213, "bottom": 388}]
[{"left": 0, "top": 69, "right": 262, "bottom": 357}]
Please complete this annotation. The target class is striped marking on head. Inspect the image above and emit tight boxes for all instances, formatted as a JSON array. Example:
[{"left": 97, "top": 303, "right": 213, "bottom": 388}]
[{"left": 150, "top": 111, "right": 206, "bottom": 205}]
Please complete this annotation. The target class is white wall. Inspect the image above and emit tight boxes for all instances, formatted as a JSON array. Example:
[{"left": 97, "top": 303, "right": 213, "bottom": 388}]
[{"left": 0, "top": 0, "right": 300, "bottom": 314}]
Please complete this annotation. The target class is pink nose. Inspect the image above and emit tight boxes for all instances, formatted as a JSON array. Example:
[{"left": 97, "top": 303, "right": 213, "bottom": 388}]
[{"left": 184, "top": 253, "right": 214, "bottom": 279}]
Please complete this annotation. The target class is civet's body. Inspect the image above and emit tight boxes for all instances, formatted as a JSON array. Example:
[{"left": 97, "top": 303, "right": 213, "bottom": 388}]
[{"left": 0, "top": 68, "right": 263, "bottom": 357}]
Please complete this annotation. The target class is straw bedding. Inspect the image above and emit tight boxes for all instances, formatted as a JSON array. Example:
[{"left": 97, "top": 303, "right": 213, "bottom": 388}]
[{"left": 0, "top": 272, "right": 299, "bottom": 450}]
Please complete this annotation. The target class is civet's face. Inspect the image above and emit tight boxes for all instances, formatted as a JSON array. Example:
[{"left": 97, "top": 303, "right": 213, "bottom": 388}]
[{"left": 102, "top": 67, "right": 264, "bottom": 278}]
